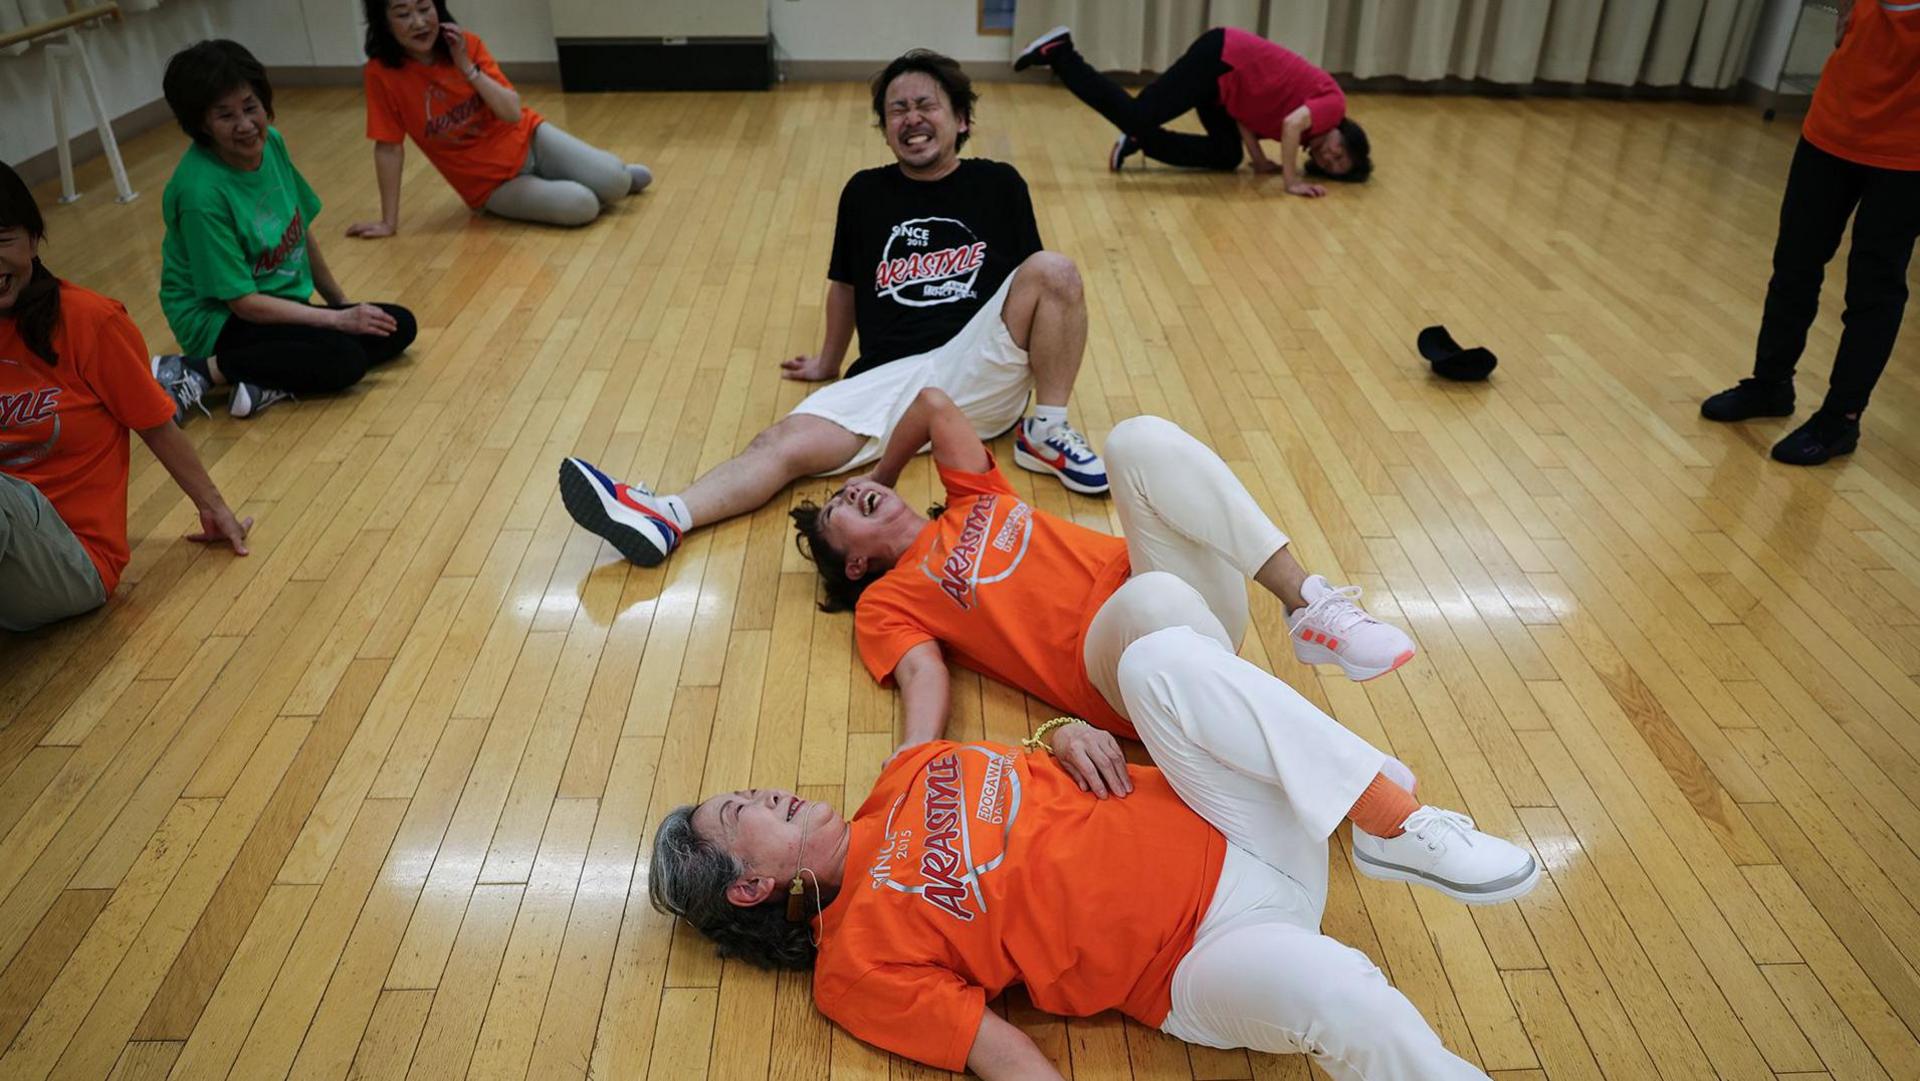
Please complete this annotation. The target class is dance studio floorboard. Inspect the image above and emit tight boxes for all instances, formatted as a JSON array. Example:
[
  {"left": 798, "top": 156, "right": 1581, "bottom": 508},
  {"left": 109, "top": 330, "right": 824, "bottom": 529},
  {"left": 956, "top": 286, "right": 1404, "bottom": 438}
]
[{"left": 3, "top": 80, "right": 1919, "bottom": 1080}]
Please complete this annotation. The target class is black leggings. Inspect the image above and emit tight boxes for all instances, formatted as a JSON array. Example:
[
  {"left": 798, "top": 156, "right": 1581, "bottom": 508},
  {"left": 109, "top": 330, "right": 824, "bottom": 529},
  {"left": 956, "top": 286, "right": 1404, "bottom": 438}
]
[
  {"left": 1049, "top": 28, "right": 1243, "bottom": 171},
  {"left": 212, "top": 303, "right": 418, "bottom": 395},
  {"left": 1753, "top": 138, "right": 1920, "bottom": 417}
]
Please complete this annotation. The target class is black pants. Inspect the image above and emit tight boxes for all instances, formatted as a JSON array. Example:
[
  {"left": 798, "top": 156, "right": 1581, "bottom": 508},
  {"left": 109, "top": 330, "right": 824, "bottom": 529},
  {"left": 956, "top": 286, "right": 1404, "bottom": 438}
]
[
  {"left": 1753, "top": 138, "right": 1920, "bottom": 417},
  {"left": 1049, "top": 28, "right": 1243, "bottom": 171},
  {"left": 212, "top": 303, "right": 418, "bottom": 395}
]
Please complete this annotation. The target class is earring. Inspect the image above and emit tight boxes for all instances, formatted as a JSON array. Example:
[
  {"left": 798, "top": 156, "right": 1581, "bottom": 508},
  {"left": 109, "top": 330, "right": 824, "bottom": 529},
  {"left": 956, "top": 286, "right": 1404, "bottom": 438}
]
[{"left": 785, "top": 873, "right": 806, "bottom": 922}]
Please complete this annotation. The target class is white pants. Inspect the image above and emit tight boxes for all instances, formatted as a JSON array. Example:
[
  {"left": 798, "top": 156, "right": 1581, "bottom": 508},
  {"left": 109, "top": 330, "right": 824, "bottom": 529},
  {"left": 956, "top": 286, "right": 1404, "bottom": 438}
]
[
  {"left": 1082, "top": 415, "right": 1290, "bottom": 712},
  {"left": 1165, "top": 846, "right": 1490, "bottom": 1079},
  {"left": 1116, "top": 630, "right": 1487, "bottom": 1079},
  {"left": 485, "top": 122, "right": 631, "bottom": 226},
  {"left": 788, "top": 272, "right": 1033, "bottom": 475}
]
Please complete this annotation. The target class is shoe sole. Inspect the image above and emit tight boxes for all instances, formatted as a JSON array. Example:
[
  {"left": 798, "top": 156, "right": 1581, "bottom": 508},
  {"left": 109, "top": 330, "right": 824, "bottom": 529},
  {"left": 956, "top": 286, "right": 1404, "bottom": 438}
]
[
  {"left": 1013, "top": 445, "right": 1110, "bottom": 495},
  {"left": 1701, "top": 406, "right": 1794, "bottom": 422},
  {"left": 1013, "top": 25, "right": 1069, "bottom": 70},
  {"left": 1294, "top": 643, "right": 1415, "bottom": 682},
  {"left": 558, "top": 460, "right": 670, "bottom": 567},
  {"left": 1350, "top": 846, "right": 1542, "bottom": 905}
]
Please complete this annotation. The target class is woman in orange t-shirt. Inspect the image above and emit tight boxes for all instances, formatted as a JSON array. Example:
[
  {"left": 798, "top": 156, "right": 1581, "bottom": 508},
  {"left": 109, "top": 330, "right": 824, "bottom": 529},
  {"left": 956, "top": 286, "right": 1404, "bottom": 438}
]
[
  {"left": 648, "top": 633, "right": 1493, "bottom": 1079},
  {"left": 347, "top": 1, "right": 654, "bottom": 234},
  {"left": 0, "top": 163, "right": 250, "bottom": 632},
  {"left": 1700, "top": 0, "right": 1919, "bottom": 465}
]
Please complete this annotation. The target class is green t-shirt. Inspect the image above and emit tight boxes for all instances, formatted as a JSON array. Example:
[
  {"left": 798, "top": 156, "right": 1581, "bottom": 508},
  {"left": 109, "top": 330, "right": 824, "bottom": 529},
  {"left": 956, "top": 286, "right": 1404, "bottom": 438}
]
[{"left": 158, "top": 127, "right": 323, "bottom": 356}]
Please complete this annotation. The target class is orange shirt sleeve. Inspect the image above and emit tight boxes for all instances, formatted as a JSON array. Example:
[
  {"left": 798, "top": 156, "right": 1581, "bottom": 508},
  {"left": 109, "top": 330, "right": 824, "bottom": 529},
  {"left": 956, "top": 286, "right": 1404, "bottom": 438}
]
[
  {"left": 469, "top": 33, "right": 512, "bottom": 89},
  {"left": 86, "top": 301, "right": 176, "bottom": 432},
  {"left": 363, "top": 64, "right": 406, "bottom": 144},
  {"left": 821, "top": 964, "right": 986, "bottom": 1072},
  {"left": 935, "top": 452, "right": 1018, "bottom": 502},
  {"left": 855, "top": 587, "right": 935, "bottom": 685}
]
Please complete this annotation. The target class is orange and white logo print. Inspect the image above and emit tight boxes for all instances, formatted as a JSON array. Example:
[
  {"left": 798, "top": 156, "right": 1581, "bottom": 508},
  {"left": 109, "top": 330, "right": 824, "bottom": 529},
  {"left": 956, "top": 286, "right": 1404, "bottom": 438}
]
[
  {"left": 919, "top": 495, "right": 1034, "bottom": 611},
  {"left": 865, "top": 746, "right": 1021, "bottom": 922}
]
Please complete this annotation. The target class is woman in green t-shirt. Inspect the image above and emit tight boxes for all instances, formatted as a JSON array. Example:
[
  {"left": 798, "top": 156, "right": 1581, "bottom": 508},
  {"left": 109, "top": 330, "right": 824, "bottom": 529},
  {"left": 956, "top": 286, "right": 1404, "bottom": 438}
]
[{"left": 153, "top": 40, "right": 417, "bottom": 422}]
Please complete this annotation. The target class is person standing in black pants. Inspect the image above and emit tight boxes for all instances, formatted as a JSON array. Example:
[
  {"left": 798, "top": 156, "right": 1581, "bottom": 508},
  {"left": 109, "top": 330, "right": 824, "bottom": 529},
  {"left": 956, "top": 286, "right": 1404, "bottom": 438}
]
[
  {"left": 1014, "top": 25, "right": 1370, "bottom": 196},
  {"left": 1700, "top": 0, "right": 1920, "bottom": 465}
]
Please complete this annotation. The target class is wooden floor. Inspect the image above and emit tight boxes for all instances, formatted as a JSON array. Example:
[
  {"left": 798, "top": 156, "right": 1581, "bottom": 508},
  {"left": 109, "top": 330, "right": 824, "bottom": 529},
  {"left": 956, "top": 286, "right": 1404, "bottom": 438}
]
[{"left": 2, "top": 79, "right": 1918, "bottom": 1081}]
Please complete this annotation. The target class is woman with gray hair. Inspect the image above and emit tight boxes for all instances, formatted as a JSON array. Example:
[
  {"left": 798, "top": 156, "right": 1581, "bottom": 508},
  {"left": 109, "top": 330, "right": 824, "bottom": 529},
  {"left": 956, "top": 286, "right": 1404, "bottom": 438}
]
[{"left": 650, "top": 623, "right": 1508, "bottom": 1080}]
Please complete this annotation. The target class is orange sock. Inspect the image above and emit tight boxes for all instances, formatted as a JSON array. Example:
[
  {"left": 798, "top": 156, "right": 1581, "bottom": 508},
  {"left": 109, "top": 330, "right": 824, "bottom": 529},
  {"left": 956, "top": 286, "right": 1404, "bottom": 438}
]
[{"left": 1347, "top": 772, "right": 1420, "bottom": 838}]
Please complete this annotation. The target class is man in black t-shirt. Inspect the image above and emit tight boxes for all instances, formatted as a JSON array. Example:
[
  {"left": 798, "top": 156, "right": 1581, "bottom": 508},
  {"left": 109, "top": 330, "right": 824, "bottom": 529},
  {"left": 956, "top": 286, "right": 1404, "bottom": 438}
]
[{"left": 559, "top": 50, "right": 1107, "bottom": 568}]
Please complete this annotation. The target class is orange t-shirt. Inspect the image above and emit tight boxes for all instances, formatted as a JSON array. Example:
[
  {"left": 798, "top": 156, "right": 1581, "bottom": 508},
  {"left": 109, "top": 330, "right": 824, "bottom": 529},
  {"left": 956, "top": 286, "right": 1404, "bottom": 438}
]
[
  {"left": 1802, "top": 1, "right": 1920, "bottom": 171},
  {"left": 854, "top": 456, "right": 1135, "bottom": 737},
  {"left": 812, "top": 740, "right": 1226, "bottom": 1071},
  {"left": 0, "top": 283, "right": 177, "bottom": 593},
  {"left": 362, "top": 31, "right": 544, "bottom": 208}
]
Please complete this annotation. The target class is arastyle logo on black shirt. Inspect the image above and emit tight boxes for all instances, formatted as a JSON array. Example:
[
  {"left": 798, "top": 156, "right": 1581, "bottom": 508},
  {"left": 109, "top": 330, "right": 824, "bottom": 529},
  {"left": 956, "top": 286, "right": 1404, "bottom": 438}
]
[{"left": 829, "top": 159, "right": 1044, "bottom": 379}]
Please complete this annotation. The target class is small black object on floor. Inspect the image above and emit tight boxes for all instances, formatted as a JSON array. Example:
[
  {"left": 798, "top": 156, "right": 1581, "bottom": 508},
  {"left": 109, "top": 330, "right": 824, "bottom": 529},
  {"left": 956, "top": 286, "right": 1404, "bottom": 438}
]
[{"left": 1418, "top": 325, "right": 1498, "bottom": 382}]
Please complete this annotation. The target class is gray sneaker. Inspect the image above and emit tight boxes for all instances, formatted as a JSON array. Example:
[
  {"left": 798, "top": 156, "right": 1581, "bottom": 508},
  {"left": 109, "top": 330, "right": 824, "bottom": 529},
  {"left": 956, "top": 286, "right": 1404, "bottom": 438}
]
[
  {"left": 150, "top": 355, "right": 212, "bottom": 426},
  {"left": 229, "top": 382, "right": 293, "bottom": 419}
]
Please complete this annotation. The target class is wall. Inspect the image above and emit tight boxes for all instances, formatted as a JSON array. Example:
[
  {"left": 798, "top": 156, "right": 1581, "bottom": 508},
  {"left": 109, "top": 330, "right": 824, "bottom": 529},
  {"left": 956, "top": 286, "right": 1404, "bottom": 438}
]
[
  {"left": 0, "top": 0, "right": 217, "bottom": 165},
  {"left": 771, "top": 0, "right": 1008, "bottom": 64},
  {"left": 1743, "top": 0, "right": 1838, "bottom": 89}
]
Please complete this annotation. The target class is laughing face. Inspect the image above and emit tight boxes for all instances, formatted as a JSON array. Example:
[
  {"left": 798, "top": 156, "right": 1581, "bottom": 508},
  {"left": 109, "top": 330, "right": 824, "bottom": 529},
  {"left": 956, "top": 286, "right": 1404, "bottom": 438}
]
[
  {"left": 817, "top": 476, "right": 922, "bottom": 580},
  {"left": 881, "top": 71, "right": 965, "bottom": 178},
  {"left": 691, "top": 788, "right": 848, "bottom": 906},
  {"left": 0, "top": 223, "right": 36, "bottom": 314},
  {"left": 386, "top": 0, "right": 442, "bottom": 61},
  {"left": 203, "top": 84, "right": 269, "bottom": 171}
]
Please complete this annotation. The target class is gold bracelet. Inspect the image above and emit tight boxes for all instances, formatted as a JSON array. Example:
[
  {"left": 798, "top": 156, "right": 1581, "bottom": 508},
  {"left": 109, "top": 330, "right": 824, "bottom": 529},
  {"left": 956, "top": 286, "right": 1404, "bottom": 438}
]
[{"left": 1021, "top": 716, "right": 1085, "bottom": 754}]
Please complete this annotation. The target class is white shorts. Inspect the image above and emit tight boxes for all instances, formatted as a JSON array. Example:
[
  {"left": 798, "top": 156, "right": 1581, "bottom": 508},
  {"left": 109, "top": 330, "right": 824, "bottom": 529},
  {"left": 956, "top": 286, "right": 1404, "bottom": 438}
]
[{"left": 788, "top": 273, "right": 1032, "bottom": 475}]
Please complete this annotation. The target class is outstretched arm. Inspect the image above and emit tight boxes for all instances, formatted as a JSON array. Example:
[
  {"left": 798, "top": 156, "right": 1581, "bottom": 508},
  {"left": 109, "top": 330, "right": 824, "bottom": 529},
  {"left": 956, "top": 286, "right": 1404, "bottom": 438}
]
[
  {"left": 136, "top": 423, "right": 251, "bottom": 555},
  {"left": 1278, "top": 105, "right": 1325, "bottom": 198},
  {"left": 967, "top": 1011, "right": 1063, "bottom": 1080},
  {"left": 892, "top": 640, "right": 952, "bottom": 752},
  {"left": 347, "top": 142, "right": 405, "bottom": 238},
  {"left": 781, "top": 281, "right": 856, "bottom": 381},
  {"left": 867, "top": 387, "right": 989, "bottom": 488}
]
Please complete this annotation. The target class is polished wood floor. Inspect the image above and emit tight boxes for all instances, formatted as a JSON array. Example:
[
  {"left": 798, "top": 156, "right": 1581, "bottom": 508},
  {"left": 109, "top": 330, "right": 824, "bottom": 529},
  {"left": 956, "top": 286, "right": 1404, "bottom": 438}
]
[{"left": 2, "top": 80, "right": 1918, "bottom": 1081}]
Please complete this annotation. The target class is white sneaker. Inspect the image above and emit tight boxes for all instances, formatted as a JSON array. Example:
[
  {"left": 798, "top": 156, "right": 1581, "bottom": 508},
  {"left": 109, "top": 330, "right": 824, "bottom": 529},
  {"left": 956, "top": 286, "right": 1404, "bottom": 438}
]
[
  {"left": 229, "top": 383, "right": 293, "bottom": 419},
  {"left": 1351, "top": 806, "right": 1539, "bottom": 905},
  {"left": 1287, "top": 574, "right": 1415, "bottom": 680}
]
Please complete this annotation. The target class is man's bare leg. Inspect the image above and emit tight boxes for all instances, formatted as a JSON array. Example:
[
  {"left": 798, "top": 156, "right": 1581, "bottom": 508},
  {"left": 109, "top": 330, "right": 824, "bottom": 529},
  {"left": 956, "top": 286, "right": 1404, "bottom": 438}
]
[
  {"left": 678, "top": 414, "right": 867, "bottom": 526},
  {"left": 999, "top": 251, "right": 1109, "bottom": 494},
  {"left": 998, "top": 251, "right": 1086, "bottom": 409},
  {"left": 559, "top": 413, "right": 865, "bottom": 567}
]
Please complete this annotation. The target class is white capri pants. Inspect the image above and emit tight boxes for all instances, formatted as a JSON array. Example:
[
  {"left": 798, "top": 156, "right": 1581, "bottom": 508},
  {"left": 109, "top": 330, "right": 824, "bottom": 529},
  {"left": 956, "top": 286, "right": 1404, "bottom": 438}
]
[
  {"left": 789, "top": 270, "right": 1033, "bottom": 475},
  {"left": 1118, "top": 628, "right": 1489, "bottom": 1080},
  {"left": 1082, "top": 413, "right": 1290, "bottom": 711}
]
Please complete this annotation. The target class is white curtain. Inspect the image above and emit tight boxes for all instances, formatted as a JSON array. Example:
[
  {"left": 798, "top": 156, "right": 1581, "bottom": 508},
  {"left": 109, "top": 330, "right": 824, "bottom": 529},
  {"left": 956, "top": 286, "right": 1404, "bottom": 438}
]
[{"left": 1015, "top": 0, "right": 1765, "bottom": 90}]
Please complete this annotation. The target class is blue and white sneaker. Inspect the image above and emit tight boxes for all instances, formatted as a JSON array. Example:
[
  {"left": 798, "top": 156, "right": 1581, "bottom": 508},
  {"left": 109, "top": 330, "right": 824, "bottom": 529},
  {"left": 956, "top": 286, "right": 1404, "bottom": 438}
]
[
  {"left": 1015, "top": 418, "right": 1108, "bottom": 495},
  {"left": 558, "top": 457, "right": 683, "bottom": 567},
  {"left": 150, "top": 355, "right": 212, "bottom": 426}
]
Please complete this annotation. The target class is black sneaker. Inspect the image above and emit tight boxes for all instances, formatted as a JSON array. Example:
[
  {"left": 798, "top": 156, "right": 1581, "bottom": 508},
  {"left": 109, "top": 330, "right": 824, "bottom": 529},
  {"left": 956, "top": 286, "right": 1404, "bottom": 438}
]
[
  {"left": 1109, "top": 133, "right": 1138, "bottom": 172},
  {"left": 1700, "top": 378, "right": 1794, "bottom": 422},
  {"left": 1014, "top": 25, "right": 1072, "bottom": 71},
  {"left": 1770, "top": 411, "right": 1858, "bottom": 466}
]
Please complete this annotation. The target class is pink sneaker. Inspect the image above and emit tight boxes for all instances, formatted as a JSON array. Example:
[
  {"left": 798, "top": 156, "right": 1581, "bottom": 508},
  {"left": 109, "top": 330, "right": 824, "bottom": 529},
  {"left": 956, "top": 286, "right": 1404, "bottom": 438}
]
[{"left": 1287, "top": 575, "right": 1416, "bottom": 681}]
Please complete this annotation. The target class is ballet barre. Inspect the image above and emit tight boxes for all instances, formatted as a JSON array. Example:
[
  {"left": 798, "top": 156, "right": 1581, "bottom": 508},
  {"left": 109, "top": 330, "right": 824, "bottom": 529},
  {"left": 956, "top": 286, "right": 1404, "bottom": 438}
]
[{"left": 3, "top": 2, "right": 138, "bottom": 204}]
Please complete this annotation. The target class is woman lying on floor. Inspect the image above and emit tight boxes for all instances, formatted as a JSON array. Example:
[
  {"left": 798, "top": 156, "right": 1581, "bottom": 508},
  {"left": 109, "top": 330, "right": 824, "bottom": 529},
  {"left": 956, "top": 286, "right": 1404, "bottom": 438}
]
[{"left": 650, "top": 626, "right": 1519, "bottom": 1079}]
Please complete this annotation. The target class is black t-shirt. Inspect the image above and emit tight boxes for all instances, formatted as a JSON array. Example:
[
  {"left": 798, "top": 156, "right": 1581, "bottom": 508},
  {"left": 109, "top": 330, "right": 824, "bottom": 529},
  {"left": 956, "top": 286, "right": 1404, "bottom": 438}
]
[{"left": 827, "top": 159, "right": 1043, "bottom": 379}]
